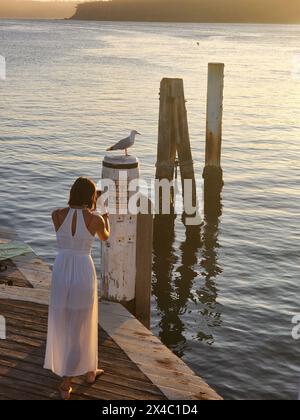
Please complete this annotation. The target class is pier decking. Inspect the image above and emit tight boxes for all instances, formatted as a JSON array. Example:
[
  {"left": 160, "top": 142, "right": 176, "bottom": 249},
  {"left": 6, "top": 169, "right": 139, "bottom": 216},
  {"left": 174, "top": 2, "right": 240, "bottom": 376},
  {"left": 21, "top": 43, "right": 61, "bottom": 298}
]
[{"left": 0, "top": 228, "right": 221, "bottom": 400}]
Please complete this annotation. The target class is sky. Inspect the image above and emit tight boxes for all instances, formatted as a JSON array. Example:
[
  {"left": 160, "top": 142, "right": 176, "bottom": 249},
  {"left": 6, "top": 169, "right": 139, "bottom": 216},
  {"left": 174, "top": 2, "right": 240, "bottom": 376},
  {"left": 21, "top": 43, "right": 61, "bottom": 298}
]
[{"left": 1, "top": 0, "right": 300, "bottom": 23}]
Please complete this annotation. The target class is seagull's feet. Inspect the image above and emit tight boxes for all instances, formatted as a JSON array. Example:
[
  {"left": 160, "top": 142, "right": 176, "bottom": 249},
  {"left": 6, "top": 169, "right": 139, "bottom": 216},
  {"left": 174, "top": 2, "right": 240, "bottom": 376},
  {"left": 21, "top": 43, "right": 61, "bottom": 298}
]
[{"left": 86, "top": 369, "right": 105, "bottom": 385}]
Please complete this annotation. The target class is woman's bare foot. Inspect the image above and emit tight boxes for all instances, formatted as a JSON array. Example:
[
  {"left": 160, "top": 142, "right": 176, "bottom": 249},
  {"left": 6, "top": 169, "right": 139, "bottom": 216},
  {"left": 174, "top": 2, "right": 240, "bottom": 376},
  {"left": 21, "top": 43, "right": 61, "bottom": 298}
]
[
  {"left": 59, "top": 385, "right": 73, "bottom": 400},
  {"left": 59, "top": 377, "right": 73, "bottom": 400},
  {"left": 86, "top": 369, "right": 104, "bottom": 384}
]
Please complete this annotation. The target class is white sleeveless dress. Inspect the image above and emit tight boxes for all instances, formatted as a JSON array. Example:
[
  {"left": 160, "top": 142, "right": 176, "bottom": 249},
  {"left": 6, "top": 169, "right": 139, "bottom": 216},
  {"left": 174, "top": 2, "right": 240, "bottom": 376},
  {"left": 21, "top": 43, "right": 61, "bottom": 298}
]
[{"left": 44, "top": 208, "right": 98, "bottom": 377}]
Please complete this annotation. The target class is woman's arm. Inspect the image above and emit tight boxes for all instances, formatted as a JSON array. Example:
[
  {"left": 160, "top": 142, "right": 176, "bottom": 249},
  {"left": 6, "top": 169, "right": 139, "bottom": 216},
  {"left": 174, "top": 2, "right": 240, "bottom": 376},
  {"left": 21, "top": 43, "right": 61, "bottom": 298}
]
[
  {"left": 52, "top": 208, "right": 68, "bottom": 232},
  {"left": 95, "top": 190, "right": 110, "bottom": 240},
  {"left": 94, "top": 213, "right": 110, "bottom": 241},
  {"left": 52, "top": 209, "right": 61, "bottom": 232}
]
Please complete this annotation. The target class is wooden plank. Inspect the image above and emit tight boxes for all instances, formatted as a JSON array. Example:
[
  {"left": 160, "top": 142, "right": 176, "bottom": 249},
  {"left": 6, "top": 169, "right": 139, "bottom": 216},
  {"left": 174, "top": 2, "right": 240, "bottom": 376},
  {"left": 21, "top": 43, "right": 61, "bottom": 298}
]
[
  {"left": 0, "top": 309, "right": 49, "bottom": 327},
  {"left": 15, "top": 268, "right": 51, "bottom": 289},
  {"left": 0, "top": 353, "right": 162, "bottom": 401},
  {"left": 0, "top": 355, "right": 162, "bottom": 399},
  {"left": 0, "top": 342, "right": 46, "bottom": 365},
  {"left": 0, "top": 337, "right": 126, "bottom": 368},
  {"left": 5, "top": 315, "right": 48, "bottom": 334},
  {"left": 0, "top": 263, "right": 33, "bottom": 288},
  {"left": 0, "top": 299, "right": 166, "bottom": 400},
  {"left": 135, "top": 209, "right": 153, "bottom": 329},
  {"left": 0, "top": 373, "right": 97, "bottom": 401},
  {"left": 5, "top": 253, "right": 53, "bottom": 289},
  {"left": 17, "top": 256, "right": 51, "bottom": 271},
  {"left": 11, "top": 256, "right": 52, "bottom": 274},
  {"left": 0, "top": 383, "right": 48, "bottom": 400},
  {"left": 0, "top": 301, "right": 49, "bottom": 321},
  {"left": 0, "top": 286, "right": 49, "bottom": 305},
  {"left": 0, "top": 360, "right": 162, "bottom": 401},
  {"left": 0, "top": 298, "right": 49, "bottom": 313},
  {"left": 5, "top": 332, "right": 44, "bottom": 349},
  {"left": 0, "top": 333, "right": 44, "bottom": 351},
  {"left": 141, "top": 371, "right": 218, "bottom": 400},
  {"left": 0, "top": 372, "right": 58, "bottom": 400},
  {"left": 100, "top": 300, "right": 135, "bottom": 319},
  {"left": 100, "top": 301, "right": 222, "bottom": 400},
  {"left": 0, "top": 340, "right": 161, "bottom": 385}
]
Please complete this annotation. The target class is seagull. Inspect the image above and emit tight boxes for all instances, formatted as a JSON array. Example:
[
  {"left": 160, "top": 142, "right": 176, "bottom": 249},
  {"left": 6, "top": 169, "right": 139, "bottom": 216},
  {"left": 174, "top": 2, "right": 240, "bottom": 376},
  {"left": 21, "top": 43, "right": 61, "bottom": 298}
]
[{"left": 106, "top": 130, "right": 141, "bottom": 156}]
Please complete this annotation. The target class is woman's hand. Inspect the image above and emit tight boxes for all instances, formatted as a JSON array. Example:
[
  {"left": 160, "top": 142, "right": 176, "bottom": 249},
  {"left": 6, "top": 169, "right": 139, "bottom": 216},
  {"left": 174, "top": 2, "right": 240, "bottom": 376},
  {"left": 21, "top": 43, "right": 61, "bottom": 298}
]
[{"left": 96, "top": 192, "right": 108, "bottom": 216}]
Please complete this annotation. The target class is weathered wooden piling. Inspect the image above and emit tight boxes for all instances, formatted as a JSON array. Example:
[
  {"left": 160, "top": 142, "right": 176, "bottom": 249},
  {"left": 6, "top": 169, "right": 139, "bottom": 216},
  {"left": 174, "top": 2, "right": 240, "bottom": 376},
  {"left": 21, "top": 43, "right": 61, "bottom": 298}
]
[
  {"left": 203, "top": 63, "right": 225, "bottom": 216},
  {"left": 203, "top": 63, "right": 225, "bottom": 180},
  {"left": 156, "top": 79, "right": 178, "bottom": 182},
  {"left": 100, "top": 155, "right": 152, "bottom": 329},
  {"left": 156, "top": 78, "right": 197, "bottom": 218},
  {"left": 135, "top": 208, "right": 153, "bottom": 329}
]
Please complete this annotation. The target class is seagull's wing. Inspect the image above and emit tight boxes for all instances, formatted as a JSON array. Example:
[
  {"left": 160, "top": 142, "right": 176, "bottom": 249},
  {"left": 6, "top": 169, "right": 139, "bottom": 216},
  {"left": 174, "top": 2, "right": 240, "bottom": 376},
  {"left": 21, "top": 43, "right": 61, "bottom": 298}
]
[{"left": 108, "top": 136, "right": 131, "bottom": 151}]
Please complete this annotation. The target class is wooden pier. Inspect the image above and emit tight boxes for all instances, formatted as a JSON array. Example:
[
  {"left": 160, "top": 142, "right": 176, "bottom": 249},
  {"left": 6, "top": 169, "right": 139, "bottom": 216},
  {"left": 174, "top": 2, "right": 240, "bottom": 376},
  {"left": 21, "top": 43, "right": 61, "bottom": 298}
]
[{"left": 0, "top": 228, "right": 221, "bottom": 400}]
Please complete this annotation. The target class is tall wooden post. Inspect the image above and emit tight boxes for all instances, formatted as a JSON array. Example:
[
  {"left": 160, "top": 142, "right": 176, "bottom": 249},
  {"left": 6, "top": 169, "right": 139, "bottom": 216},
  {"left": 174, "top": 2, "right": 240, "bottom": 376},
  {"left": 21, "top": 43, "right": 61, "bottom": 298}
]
[
  {"left": 156, "top": 78, "right": 197, "bottom": 219},
  {"left": 156, "top": 79, "right": 177, "bottom": 214},
  {"left": 135, "top": 208, "right": 153, "bottom": 329},
  {"left": 205, "top": 63, "right": 224, "bottom": 168},
  {"left": 156, "top": 79, "right": 178, "bottom": 182},
  {"left": 203, "top": 63, "right": 225, "bottom": 216}
]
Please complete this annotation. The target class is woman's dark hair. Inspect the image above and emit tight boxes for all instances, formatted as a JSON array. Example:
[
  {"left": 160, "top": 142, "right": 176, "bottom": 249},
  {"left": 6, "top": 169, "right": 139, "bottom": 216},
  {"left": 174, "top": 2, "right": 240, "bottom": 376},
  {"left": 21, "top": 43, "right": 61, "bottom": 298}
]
[{"left": 68, "top": 177, "right": 97, "bottom": 210}]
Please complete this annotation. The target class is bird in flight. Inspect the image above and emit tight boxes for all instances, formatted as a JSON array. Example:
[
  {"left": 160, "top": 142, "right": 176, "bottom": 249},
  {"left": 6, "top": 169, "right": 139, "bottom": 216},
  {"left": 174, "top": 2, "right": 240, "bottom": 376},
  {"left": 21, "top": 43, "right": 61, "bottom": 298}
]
[{"left": 106, "top": 130, "right": 141, "bottom": 156}]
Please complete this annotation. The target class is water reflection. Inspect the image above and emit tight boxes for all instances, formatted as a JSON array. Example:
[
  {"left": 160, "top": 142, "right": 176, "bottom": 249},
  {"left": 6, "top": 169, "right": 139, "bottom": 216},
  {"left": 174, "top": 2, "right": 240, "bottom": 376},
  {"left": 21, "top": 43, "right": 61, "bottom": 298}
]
[
  {"left": 152, "top": 180, "right": 223, "bottom": 355},
  {"left": 197, "top": 219, "right": 223, "bottom": 345},
  {"left": 152, "top": 215, "right": 185, "bottom": 354}
]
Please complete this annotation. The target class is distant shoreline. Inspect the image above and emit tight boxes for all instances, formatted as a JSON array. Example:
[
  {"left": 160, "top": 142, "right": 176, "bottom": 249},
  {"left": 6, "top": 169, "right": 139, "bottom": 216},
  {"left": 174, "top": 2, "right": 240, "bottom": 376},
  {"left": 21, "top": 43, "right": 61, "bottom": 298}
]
[
  {"left": 70, "top": 0, "right": 300, "bottom": 25},
  {"left": 0, "top": 18, "right": 300, "bottom": 26},
  {"left": 0, "top": 0, "right": 299, "bottom": 24},
  {"left": 69, "top": 18, "right": 300, "bottom": 25}
]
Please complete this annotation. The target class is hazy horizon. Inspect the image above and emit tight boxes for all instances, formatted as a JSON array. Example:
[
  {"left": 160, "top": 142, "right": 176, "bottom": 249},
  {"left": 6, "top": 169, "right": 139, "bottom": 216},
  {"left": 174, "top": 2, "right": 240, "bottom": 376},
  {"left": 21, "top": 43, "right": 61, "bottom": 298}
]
[{"left": 1, "top": 0, "right": 299, "bottom": 23}]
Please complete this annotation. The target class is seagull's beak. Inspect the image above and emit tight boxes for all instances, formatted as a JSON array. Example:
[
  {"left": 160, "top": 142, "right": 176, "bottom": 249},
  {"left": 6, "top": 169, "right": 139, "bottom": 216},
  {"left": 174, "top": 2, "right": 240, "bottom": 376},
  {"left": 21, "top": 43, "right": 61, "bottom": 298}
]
[{"left": 137, "top": 132, "right": 142, "bottom": 136}]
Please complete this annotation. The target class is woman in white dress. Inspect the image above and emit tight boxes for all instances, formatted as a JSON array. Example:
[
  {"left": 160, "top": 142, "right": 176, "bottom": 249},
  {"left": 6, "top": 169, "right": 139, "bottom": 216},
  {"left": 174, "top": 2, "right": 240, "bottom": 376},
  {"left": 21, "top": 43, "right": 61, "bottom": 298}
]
[{"left": 44, "top": 177, "right": 110, "bottom": 400}]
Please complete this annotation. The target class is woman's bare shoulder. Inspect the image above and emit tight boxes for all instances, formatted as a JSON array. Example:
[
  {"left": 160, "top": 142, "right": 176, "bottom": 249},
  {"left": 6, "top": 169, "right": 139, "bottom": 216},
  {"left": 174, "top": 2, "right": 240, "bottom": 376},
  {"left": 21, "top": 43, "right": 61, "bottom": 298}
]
[
  {"left": 52, "top": 208, "right": 69, "bottom": 218},
  {"left": 90, "top": 212, "right": 104, "bottom": 225},
  {"left": 81, "top": 209, "right": 102, "bottom": 222},
  {"left": 87, "top": 212, "right": 104, "bottom": 229}
]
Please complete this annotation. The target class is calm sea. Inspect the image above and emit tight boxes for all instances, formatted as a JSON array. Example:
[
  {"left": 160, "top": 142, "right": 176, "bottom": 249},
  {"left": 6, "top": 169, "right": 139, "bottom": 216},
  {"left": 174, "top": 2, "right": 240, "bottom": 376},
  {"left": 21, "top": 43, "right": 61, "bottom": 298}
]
[{"left": 0, "top": 19, "right": 299, "bottom": 400}]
